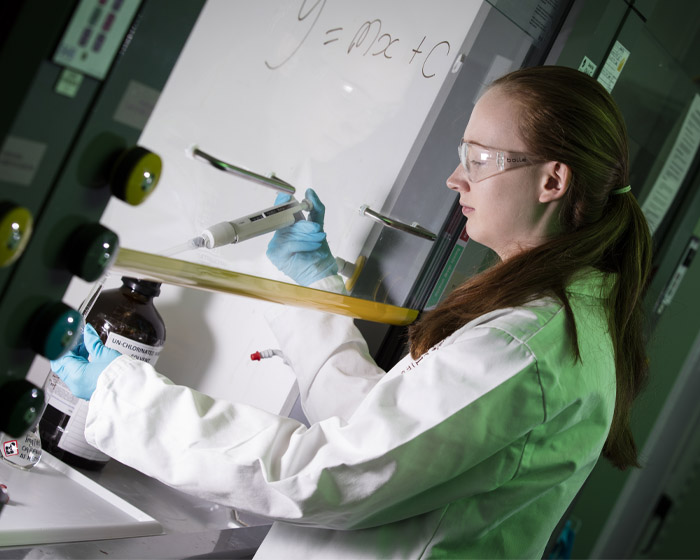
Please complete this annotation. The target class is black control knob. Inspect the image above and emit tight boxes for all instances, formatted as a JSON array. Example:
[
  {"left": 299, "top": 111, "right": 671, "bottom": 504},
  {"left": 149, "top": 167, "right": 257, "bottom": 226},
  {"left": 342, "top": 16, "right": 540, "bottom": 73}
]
[
  {"left": 65, "top": 223, "right": 120, "bottom": 282},
  {"left": 29, "top": 301, "right": 83, "bottom": 360},
  {"left": 0, "top": 379, "right": 44, "bottom": 437}
]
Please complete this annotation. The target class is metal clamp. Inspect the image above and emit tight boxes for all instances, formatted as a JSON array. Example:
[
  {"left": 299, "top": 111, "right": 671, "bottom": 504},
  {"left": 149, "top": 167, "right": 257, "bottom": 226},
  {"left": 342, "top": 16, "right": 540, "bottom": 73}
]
[
  {"left": 359, "top": 205, "right": 436, "bottom": 241},
  {"left": 190, "top": 146, "right": 296, "bottom": 195}
]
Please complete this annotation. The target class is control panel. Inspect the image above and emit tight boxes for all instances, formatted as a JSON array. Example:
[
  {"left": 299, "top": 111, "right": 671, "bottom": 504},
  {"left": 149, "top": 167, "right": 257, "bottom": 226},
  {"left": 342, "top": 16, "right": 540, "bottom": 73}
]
[{"left": 0, "top": 0, "right": 205, "bottom": 436}]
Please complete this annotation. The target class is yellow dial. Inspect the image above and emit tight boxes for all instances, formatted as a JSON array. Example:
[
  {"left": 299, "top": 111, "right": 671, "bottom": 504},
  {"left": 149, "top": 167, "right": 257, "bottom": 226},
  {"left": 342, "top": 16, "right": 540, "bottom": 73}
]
[
  {"left": 110, "top": 146, "right": 163, "bottom": 206},
  {"left": 0, "top": 203, "right": 33, "bottom": 268}
]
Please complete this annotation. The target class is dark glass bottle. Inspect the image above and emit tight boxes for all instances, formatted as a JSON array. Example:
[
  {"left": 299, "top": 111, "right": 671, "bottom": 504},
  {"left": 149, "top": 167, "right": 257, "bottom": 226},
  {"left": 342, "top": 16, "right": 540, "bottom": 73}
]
[{"left": 40, "top": 277, "right": 166, "bottom": 470}]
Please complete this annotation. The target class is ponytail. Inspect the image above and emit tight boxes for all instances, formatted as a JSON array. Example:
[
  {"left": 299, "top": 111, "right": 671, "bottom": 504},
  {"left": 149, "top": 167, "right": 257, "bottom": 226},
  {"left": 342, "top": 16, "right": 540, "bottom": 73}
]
[{"left": 598, "top": 192, "right": 652, "bottom": 468}]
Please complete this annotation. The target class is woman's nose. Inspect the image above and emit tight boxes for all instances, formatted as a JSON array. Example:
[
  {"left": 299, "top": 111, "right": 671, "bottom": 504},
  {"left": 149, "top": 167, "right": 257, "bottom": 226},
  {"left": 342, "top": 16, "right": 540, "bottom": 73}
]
[{"left": 446, "top": 164, "right": 468, "bottom": 192}]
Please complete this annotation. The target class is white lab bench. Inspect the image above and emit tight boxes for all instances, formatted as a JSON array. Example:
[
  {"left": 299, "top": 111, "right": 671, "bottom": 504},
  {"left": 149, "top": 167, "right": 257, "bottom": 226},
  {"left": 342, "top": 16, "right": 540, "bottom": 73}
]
[{"left": 0, "top": 453, "right": 271, "bottom": 559}]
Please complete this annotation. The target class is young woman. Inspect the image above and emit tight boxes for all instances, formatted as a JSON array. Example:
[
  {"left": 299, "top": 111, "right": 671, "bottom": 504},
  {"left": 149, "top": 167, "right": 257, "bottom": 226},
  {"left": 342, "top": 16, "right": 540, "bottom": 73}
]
[{"left": 51, "top": 65, "right": 652, "bottom": 558}]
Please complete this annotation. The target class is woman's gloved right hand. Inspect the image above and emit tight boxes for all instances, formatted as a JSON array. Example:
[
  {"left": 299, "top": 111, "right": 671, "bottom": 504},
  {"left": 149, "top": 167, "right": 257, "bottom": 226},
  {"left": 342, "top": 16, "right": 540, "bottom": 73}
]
[
  {"left": 266, "top": 188, "right": 338, "bottom": 286},
  {"left": 49, "top": 323, "right": 121, "bottom": 400}
]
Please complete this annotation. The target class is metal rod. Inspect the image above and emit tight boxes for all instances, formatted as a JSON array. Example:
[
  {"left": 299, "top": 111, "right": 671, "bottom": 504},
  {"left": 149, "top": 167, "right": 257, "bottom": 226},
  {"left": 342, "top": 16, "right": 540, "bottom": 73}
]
[
  {"left": 191, "top": 146, "right": 296, "bottom": 195},
  {"left": 360, "top": 205, "right": 437, "bottom": 241}
]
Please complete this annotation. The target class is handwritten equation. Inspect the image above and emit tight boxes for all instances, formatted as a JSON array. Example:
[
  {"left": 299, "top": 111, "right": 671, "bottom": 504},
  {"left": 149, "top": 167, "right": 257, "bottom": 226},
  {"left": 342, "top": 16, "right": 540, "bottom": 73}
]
[{"left": 265, "top": 0, "right": 452, "bottom": 79}]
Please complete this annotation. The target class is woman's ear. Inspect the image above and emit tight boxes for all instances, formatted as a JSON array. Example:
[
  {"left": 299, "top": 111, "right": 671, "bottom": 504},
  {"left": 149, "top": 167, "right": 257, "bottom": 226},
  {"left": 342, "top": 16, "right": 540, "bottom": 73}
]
[{"left": 539, "top": 161, "right": 571, "bottom": 203}]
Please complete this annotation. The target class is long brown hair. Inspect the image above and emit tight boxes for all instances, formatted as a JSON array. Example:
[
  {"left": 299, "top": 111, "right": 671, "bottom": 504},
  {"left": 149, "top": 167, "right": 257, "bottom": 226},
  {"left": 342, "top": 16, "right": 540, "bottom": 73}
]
[{"left": 408, "top": 66, "right": 652, "bottom": 470}]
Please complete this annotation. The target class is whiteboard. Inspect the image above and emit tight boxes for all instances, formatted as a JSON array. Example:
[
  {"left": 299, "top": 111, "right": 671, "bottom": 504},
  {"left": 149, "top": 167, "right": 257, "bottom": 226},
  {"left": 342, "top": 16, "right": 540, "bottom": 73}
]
[{"left": 79, "top": 0, "right": 485, "bottom": 412}]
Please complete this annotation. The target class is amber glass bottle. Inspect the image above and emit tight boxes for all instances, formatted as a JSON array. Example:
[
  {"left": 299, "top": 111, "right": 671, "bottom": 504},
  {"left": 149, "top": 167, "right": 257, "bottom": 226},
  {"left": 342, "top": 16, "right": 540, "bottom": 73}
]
[{"left": 40, "top": 277, "right": 166, "bottom": 470}]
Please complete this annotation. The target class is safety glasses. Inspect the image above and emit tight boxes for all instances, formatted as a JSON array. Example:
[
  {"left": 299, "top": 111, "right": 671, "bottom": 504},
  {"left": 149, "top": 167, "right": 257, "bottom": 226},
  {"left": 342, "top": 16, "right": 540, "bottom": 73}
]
[{"left": 458, "top": 140, "right": 543, "bottom": 183}]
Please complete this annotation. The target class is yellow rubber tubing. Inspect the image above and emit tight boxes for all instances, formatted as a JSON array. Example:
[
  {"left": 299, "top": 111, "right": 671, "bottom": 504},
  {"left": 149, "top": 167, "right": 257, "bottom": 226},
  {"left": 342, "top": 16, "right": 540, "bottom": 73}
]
[{"left": 113, "top": 248, "right": 418, "bottom": 326}]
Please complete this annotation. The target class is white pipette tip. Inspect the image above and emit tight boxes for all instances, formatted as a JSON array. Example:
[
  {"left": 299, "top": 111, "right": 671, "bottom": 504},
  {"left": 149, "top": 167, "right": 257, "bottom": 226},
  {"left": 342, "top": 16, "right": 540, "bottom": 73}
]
[
  {"left": 159, "top": 236, "right": 208, "bottom": 257},
  {"left": 191, "top": 235, "right": 207, "bottom": 248},
  {"left": 185, "top": 144, "right": 199, "bottom": 160}
]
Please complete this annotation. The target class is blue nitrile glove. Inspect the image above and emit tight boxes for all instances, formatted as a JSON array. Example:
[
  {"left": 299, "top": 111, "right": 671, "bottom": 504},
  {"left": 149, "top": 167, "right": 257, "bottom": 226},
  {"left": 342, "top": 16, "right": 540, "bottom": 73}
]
[
  {"left": 49, "top": 323, "right": 121, "bottom": 400},
  {"left": 266, "top": 188, "right": 338, "bottom": 286}
]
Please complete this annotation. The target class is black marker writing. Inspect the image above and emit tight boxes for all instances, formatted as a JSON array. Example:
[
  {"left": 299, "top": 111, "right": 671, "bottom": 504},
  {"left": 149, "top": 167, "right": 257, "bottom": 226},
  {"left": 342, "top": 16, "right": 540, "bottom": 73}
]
[
  {"left": 324, "top": 27, "right": 342, "bottom": 45},
  {"left": 264, "top": 0, "right": 327, "bottom": 70},
  {"left": 422, "top": 40, "right": 450, "bottom": 78},
  {"left": 265, "top": 1, "right": 452, "bottom": 79}
]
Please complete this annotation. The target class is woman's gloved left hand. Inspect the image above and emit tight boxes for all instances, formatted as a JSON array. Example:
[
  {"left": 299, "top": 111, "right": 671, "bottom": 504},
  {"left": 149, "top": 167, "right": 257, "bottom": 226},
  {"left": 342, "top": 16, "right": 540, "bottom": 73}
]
[
  {"left": 267, "top": 188, "right": 338, "bottom": 286},
  {"left": 49, "top": 323, "right": 121, "bottom": 400}
]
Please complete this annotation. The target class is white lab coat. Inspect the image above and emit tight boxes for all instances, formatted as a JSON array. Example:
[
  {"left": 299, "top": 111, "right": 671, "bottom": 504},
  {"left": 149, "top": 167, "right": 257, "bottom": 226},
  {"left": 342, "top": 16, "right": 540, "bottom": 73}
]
[{"left": 85, "top": 270, "right": 616, "bottom": 558}]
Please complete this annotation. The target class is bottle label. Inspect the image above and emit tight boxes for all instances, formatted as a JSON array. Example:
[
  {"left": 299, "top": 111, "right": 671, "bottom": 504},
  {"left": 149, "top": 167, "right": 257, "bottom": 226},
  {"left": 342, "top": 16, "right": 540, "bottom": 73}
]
[
  {"left": 44, "top": 371, "right": 109, "bottom": 462},
  {"left": 58, "top": 399, "right": 110, "bottom": 461},
  {"left": 45, "top": 376, "right": 109, "bottom": 461},
  {"left": 106, "top": 332, "right": 162, "bottom": 365},
  {"left": 45, "top": 372, "right": 79, "bottom": 415},
  {"left": 50, "top": 335, "right": 163, "bottom": 462}
]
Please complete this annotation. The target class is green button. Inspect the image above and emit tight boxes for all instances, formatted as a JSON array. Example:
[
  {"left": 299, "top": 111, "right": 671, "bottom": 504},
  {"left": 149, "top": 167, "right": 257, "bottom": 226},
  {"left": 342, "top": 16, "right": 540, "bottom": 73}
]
[
  {"left": 68, "top": 223, "right": 120, "bottom": 282},
  {"left": 30, "top": 302, "right": 84, "bottom": 360},
  {"left": 0, "top": 379, "right": 45, "bottom": 437}
]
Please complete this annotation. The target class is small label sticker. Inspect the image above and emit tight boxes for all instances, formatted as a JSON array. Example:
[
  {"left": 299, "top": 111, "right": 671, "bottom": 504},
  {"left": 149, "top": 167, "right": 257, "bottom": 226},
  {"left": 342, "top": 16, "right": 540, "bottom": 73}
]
[
  {"left": 2, "top": 440, "right": 19, "bottom": 457},
  {"left": 113, "top": 80, "right": 160, "bottom": 130},
  {"left": 597, "top": 41, "right": 630, "bottom": 93},
  {"left": 0, "top": 136, "right": 47, "bottom": 186},
  {"left": 578, "top": 56, "right": 597, "bottom": 77},
  {"left": 55, "top": 68, "right": 84, "bottom": 98}
]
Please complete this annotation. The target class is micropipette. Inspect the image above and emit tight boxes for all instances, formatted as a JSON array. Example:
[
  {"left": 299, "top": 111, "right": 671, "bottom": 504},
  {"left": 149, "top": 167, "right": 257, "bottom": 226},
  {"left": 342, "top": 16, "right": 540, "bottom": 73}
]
[{"left": 196, "top": 197, "right": 313, "bottom": 249}]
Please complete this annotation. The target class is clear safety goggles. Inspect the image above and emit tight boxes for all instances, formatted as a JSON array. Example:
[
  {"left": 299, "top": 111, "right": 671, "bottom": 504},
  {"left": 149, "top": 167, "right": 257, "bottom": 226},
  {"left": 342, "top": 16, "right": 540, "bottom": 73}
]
[{"left": 458, "top": 140, "right": 542, "bottom": 183}]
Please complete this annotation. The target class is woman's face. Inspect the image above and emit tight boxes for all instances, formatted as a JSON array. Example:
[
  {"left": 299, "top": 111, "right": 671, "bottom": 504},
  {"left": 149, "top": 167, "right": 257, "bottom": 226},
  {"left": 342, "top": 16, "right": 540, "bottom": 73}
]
[{"left": 447, "top": 86, "right": 560, "bottom": 261}]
